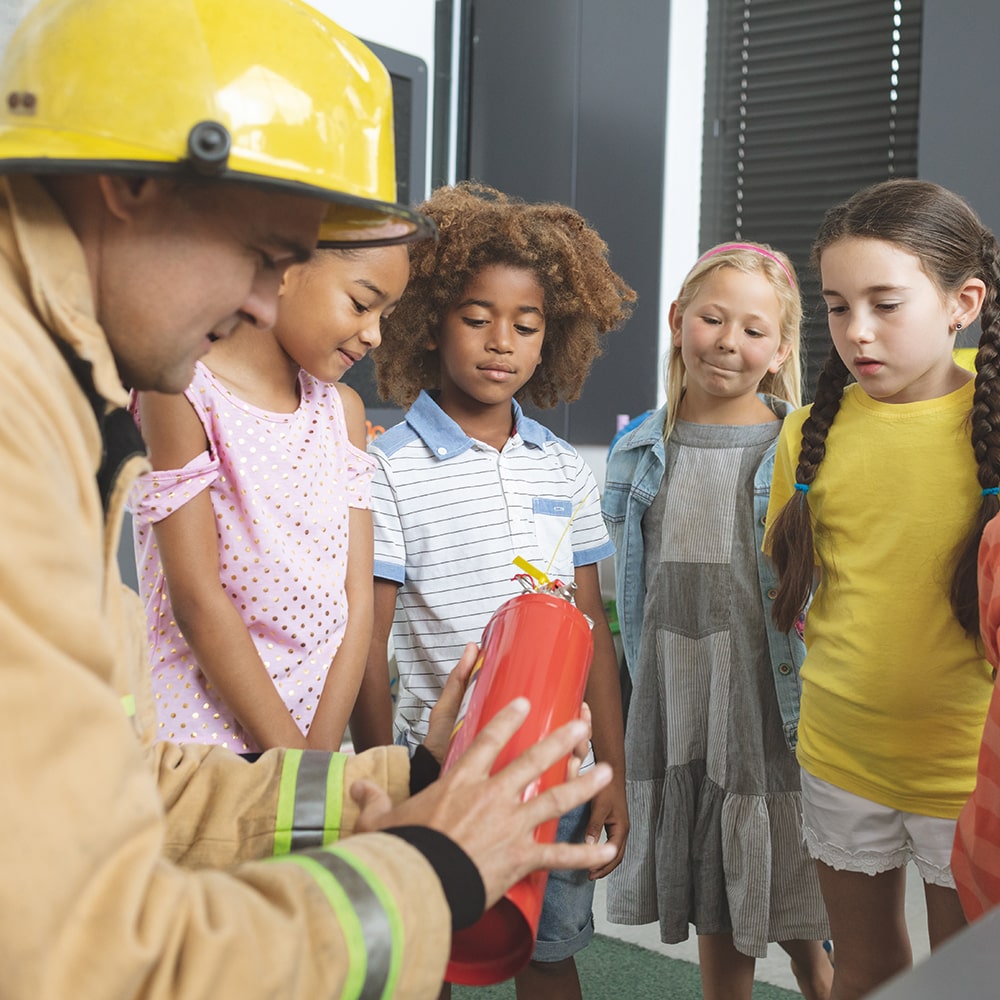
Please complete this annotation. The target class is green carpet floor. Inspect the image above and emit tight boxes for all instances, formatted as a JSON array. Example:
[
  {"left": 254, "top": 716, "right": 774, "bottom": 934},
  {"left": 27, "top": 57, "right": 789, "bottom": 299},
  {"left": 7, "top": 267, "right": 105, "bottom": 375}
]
[{"left": 451, "top": 933, "right": 800, "bottom": 999}]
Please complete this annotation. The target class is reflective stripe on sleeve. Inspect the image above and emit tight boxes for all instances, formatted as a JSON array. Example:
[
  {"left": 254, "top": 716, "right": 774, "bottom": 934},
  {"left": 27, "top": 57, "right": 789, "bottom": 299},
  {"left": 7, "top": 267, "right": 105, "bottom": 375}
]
[
  {"left": 274, "top": 750, "right": 348, "bottom": 855},
  {"left": 278, "top": 848, "right": 402, "bottom": 1000}
]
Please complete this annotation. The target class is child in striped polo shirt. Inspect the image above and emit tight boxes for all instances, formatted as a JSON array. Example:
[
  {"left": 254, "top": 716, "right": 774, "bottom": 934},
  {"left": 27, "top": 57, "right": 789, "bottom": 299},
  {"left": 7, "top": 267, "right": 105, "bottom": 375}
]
[{"left": 352, "top": 181, "right": 634, "bottom": 999}]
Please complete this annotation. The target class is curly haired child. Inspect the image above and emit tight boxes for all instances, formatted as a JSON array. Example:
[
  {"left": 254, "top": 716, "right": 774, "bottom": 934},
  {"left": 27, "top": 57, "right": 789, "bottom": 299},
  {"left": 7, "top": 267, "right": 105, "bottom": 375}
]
[
  {"left": 765, "top": 179, "right": 1000, "bottom": 999},
  {"left": 351, "top": 181, "right": 635, "bottom": 1000}
]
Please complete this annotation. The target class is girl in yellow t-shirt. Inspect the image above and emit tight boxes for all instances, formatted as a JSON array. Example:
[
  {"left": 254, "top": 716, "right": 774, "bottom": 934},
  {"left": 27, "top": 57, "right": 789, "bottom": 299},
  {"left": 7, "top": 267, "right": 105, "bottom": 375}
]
[{"left": 765, "top": 179, "right": 999, "bottom": 1000}]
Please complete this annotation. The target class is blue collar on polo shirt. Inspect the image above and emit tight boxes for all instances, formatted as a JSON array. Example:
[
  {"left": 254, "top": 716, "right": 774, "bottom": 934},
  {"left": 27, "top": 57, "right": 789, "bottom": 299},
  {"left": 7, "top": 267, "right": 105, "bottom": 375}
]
[{"left": 405, "top": 391, "right": 547, "bottom": 460}]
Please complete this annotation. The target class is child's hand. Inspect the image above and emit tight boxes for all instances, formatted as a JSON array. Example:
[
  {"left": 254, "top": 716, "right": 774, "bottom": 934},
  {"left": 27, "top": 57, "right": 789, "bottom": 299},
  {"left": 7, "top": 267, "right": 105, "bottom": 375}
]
[
  {"left": 566, "top": 701, "right": 593, "bottom": 780},
  {"left": 424, "top": 642, "right": 478, "bottom": 763},
  {"left": 572, "top": 700, "right": 628, "bottom": 881},
  {"left": 585, "top": 775, "right": 629, "bottom": 881}
]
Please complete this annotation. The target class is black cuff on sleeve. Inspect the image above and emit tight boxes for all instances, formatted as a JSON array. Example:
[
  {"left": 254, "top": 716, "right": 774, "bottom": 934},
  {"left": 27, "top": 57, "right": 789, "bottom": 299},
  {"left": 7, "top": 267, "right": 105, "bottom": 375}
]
[
  {"left": 408, "top": 744, "right": 441, "bottom": 795},
  {"left": 385, "top": 825, "right": 486, "bottom": 931}
]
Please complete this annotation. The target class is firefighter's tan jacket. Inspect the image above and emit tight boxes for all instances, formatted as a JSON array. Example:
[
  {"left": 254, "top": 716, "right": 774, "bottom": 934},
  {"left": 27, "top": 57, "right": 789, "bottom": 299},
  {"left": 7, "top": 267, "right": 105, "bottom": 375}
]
[{"left": 0, "top": 175, "right": 451, "bottom": 999}]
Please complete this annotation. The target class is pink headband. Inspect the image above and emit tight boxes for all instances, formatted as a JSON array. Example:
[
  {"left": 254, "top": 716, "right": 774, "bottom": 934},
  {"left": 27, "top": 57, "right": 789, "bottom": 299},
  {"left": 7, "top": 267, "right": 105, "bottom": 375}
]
[{"left": 696, "top": 242, "right": 795, "bottom": 288}]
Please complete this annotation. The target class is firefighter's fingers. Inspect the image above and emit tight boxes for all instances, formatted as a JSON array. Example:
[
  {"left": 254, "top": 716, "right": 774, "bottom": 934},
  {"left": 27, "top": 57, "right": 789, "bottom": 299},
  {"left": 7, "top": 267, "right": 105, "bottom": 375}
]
[
  {"left": 480, "top": 714, "right": 589, "bottom": 799},
  {"left": 350, "top": 780, "right": 396, "bottom": 832},
  {"left": 471, "top": 762, "right": 616, "bottom": 908},
  {"left": 434, "top": 696, "right": 535, "bottom": 783}
]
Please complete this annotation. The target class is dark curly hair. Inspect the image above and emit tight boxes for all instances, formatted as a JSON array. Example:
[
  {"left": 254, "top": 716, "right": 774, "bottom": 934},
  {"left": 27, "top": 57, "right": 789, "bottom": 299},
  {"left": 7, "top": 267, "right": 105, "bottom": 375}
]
[
  {"left": 374, "top": 182, "right": 636, "bottom": 408},
  {"left": 768, "top": 178, "right": 1000, "bottom": 638}
]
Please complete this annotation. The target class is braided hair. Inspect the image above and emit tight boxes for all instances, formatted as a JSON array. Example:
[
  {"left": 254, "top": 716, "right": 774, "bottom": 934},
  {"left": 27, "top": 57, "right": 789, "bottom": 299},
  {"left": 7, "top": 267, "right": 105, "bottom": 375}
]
[
  {"left": 956, "top": 232, "right": 1000, "bottom": 631},
  {"left": 769, "top": 179, "right": 1000, "bottom": 637}
]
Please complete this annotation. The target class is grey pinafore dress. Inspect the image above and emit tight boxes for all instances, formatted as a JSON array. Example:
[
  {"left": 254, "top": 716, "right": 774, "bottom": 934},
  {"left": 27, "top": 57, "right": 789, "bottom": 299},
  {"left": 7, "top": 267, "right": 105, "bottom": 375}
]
[{"left": 606, "top": 418, "right": 828, "bottom": 957}]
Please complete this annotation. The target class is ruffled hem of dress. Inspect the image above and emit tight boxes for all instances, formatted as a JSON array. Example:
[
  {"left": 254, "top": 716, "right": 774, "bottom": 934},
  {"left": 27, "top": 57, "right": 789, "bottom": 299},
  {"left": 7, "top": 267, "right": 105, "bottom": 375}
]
[{"left": 606, "top": 763, "right": 829, "bottom": 957}]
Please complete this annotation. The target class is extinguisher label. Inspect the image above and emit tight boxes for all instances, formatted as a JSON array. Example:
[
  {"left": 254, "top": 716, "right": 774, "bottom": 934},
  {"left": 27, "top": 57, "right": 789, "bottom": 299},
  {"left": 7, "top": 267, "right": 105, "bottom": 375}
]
[{"left": 448, "top": 650, "right": 486, "bottom": 741}]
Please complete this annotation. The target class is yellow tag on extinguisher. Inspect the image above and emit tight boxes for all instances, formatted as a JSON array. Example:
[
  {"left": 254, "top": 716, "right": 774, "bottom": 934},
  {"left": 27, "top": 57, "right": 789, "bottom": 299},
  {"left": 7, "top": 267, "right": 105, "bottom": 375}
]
[{"left": 512, "top": 555, "right": 549, "bottom": 585}]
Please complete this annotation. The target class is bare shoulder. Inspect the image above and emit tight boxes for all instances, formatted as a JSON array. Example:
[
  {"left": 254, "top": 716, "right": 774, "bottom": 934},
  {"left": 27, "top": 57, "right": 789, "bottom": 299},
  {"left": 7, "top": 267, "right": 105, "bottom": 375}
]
[
  {"left": 334, "top": 380, "right": 364, "bottom": 414},
  {"left": 137, "top": 389, "right": 209, "bottom": 470},
  {"left": 334, "top": 381, "right": 369, "bottom": 449}
]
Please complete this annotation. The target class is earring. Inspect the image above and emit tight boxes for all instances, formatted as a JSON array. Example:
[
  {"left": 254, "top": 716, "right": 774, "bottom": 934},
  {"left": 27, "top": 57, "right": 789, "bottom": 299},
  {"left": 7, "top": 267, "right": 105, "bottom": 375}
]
[{"left": 956, "top": 322, "right": 964, "bottom": 332}]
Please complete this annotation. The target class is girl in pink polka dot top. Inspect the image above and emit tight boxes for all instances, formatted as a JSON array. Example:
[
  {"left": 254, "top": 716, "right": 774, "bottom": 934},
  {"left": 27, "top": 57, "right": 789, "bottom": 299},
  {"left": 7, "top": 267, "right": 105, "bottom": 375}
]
[{"left": 129, "top": 246, "right": 410, "bottom": 753}]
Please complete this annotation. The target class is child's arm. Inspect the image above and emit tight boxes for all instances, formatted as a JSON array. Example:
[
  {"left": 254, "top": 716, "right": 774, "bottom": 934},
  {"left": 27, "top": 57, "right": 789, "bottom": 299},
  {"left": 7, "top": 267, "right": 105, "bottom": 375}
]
[
  {"left": 573, "top": 561, "right": 630, "bottom": 879},
  {"left": 138, "top": 391, "right": 307, "bottom": 750},
  {"left": 306, "top": 386, "right": 374, "bottom": 750},
  {"left": 349, "top": 578, "right": 399, "bottom": 751}
]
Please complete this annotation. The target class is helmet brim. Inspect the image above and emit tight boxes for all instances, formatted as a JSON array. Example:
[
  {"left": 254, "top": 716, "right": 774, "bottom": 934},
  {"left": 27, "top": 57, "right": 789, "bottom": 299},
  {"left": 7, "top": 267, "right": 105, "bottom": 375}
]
[
  {"left": 316, "top": 192, "right": 437, "bottom": 248},
  {"left": 0, "top": 155, "right": 436, "bottom": 247}
]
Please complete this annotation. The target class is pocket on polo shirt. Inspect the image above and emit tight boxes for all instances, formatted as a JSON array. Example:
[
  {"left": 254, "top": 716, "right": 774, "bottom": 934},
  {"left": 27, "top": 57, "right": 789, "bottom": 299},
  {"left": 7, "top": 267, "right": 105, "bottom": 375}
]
[{"left": 532, "top": 498, "right": 574, "bottom": 571}]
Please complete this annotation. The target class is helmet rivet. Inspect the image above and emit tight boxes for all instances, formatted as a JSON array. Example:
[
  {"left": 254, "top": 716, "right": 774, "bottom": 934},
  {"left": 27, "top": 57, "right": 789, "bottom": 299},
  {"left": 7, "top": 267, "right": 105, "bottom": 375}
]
[
  {"left": 7, "top": 91, "right": 36, "bottom": 115},
  {"left": 186, "top": 120, "right": 231, "bottom": 176}
]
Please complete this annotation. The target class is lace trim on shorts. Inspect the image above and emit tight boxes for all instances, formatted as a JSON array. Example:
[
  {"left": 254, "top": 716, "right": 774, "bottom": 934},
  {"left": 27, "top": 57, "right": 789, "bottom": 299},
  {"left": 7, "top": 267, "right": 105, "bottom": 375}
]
[
  {"left": 911, "top": 855, "right": 955, "bottom": 888},
  {"left": 803, "top": 821, "right": 956, "bottom": 887},
  {"left": 803, "top": 821, "right": 910, "bottom": 875}
]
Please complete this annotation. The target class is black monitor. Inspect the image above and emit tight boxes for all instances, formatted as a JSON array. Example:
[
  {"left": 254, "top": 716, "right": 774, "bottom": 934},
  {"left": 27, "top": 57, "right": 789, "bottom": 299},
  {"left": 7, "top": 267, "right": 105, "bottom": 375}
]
[
  {"left": 341, "top": 40, "right": 430, "bottom": 433},
  {"left": 363, "top": 39, "right": 428, "bottom": 208}
]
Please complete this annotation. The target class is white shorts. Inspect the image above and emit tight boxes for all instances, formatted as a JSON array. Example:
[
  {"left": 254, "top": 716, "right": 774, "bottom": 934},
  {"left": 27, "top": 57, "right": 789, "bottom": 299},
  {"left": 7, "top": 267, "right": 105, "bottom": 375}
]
[{"left": 799, "top": 769, "right": 956, "bottom": 888}]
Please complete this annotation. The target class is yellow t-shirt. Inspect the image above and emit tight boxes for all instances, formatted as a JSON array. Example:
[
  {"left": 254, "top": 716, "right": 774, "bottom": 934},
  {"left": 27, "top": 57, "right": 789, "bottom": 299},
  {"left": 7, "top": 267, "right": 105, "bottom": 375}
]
[{"left": 766, "top": 381, "right": 992, "bottom": 817}]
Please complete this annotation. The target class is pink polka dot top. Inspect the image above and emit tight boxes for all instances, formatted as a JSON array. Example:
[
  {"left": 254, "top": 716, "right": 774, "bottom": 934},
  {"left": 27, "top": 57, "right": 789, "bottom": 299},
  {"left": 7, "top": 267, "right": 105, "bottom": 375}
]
[{"left": 129, "top": 362, "right": 375, "bottom": 752}]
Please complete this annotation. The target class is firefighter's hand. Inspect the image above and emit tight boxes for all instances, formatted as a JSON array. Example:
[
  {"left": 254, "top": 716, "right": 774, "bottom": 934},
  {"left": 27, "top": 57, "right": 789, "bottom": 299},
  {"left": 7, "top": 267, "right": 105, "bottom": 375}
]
[{"left": 351, "top": 698, "right": 616, "bottom": 910}]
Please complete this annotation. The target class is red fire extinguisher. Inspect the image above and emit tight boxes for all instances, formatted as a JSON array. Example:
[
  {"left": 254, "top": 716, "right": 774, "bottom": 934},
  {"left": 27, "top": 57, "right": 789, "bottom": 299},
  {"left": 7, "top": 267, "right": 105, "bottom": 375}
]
[{"left": 441, "top": 570, "right": 594, "bottom": 986}]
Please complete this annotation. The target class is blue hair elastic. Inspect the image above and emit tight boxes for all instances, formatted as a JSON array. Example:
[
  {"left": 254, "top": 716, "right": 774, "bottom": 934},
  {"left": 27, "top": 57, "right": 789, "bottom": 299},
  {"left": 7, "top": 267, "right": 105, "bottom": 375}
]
[
  {"left": 984, "top": 487, "right": 999, "bottom": 496},
  {"left": 794, "top": 483, "right": 810, "bottom": 493}
]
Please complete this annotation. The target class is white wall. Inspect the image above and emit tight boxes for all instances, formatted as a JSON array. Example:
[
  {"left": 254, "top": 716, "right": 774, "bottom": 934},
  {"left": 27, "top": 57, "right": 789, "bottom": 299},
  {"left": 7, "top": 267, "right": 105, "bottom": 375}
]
[
  {"left": 0, "top": 0, "right": 438, "bottom": 68},
  {"left": 310, "top": 0, "right": 436, "bottom": 68},
  {"left": 0, "top": 0, "right": 36, "bottom": 57},
  {"left": 659, "top": 0, "right": 708, "bottom": 404}
]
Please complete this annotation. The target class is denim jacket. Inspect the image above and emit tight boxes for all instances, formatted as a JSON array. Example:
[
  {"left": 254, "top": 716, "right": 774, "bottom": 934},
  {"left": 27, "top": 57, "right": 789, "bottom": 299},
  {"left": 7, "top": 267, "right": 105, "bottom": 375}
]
[{"left": 602, "top": 396, "right": 805, "bottom": 751}]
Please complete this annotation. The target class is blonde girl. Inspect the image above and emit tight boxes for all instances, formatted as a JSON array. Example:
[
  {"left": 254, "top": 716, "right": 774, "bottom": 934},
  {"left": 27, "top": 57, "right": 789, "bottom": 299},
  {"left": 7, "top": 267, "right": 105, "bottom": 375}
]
[{"left": 604, "top": 243, "right": 832, "bottom": 1000}]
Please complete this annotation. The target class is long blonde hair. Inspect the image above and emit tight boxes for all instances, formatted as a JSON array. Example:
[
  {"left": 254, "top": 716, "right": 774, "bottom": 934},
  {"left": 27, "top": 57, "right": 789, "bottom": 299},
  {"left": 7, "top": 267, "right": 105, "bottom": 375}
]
[{"left": 663, "top": 241, "right": 803, "bottom": 441}]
